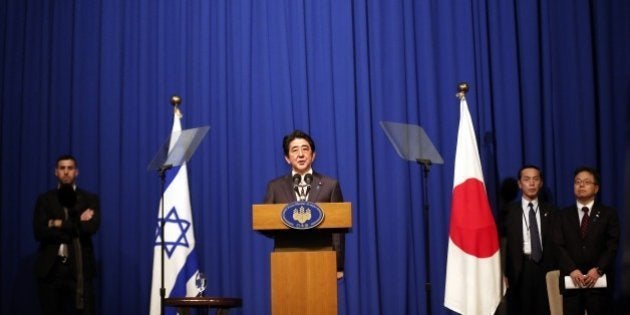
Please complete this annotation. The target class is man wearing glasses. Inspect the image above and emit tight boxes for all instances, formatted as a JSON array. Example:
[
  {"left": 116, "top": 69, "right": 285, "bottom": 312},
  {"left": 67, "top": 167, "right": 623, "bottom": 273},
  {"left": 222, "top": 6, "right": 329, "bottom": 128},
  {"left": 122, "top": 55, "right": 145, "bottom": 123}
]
[{"left": 553, "top": 166, "right": 619, "bottom": 315}]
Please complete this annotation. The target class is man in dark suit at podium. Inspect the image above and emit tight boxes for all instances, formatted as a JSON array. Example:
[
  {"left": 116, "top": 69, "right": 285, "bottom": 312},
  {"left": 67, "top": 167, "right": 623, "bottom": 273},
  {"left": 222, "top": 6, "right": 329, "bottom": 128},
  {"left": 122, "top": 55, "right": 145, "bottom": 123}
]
[
  {"left": 264, "top": 130, "right": 345, "bottom": 279},
  {"left": 33, "top": 155, "right": 100, "bottom": 315}
]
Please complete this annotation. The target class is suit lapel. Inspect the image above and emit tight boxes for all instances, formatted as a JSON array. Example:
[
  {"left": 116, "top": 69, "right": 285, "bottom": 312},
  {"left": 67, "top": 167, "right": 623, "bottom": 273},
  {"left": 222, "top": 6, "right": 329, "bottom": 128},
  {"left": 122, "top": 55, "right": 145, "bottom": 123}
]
[
  {"left": 589, "top": 204, "right": 602, "bottom": 226},
  {"left": 584, "top": 204, "right": 601, "bottom": 238},
  {"left": 569, "top": 206, "right": 582, "bottom": 237},
  {"left": 282, "top": 174, "right": 298, "bottom": 202},
  {"left": 539, "top": 203, "right": 551, "bottom": 243},
  {"left": 515, "top": 203, "right": 525, "bottom": 248},
  {"left": 307, "top": 172, "right": 323, "bottom": 202},
  {"left": 74, "top": 189, "right": 84, "bottom": 212}
]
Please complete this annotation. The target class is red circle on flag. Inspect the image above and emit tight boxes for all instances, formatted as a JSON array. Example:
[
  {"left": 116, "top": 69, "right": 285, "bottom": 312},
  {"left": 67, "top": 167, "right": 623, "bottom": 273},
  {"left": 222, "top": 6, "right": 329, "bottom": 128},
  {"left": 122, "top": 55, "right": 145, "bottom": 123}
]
[{"left": 450, "top": 178, "right": 499, "bottom": 258}]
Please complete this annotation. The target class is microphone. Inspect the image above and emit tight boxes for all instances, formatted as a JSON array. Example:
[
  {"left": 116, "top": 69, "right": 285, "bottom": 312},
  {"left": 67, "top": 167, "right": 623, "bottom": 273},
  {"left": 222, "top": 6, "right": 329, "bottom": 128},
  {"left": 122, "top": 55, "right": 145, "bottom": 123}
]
[
  {"left": 304, "top": 174, "right": 313, "bottom": 185},
  {"left": 292, "top": 174, "right": 301, "bottom": 187},
  {"left": 292, "top": 174, "right": 302, "bottom": 198},
  {"left": 304, "top": 174, "right": 313, "bottom": 197}
]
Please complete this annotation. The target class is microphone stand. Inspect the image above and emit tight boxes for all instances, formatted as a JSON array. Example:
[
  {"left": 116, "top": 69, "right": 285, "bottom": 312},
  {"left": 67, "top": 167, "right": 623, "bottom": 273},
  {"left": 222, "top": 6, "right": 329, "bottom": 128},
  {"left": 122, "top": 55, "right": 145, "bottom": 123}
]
[
  {"left": 417, "top": 158, "right": 432, "bottom": 315},
  {"left": 157, "top": 164, "right": 172, "bottom": 315},
  {"left": 304, "top": 174, "right": 313, "bottom": 199},
  {"left": 296, "top": 184, "right": 308, "bottom": 201},
  {"left": 293, "top": 174, "right": 303, "bottom": 201}
]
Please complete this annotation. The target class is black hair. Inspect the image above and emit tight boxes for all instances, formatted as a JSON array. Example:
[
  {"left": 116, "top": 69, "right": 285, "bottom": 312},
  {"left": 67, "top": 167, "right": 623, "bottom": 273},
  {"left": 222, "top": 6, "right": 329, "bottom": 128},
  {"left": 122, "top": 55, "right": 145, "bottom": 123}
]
[
  {"left": 56, "top": 154, "right": 78, "bottom": 168},
  {"left": 282, "top": 130, "right": 315, "bottom": 156},
  {"left": 573, "top": 166, "right": 600, "bottom": 185},
  {"left": 517, "top": 164, "right": 542, "bottom": 180}
]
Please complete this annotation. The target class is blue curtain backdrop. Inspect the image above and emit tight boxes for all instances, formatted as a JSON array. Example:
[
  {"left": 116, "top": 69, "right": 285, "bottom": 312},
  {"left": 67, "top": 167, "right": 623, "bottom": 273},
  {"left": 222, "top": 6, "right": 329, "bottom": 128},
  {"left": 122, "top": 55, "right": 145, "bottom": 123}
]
[{"left": 1, "top": 0, "right": 628, "bottom": 314}]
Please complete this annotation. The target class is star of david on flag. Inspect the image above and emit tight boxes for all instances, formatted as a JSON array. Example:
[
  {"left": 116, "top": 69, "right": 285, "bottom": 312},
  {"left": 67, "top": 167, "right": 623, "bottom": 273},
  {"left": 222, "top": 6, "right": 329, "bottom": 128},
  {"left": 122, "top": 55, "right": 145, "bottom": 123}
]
[
  {"left": 157, "top": 207, "right": 192, "bottom": 257},
  {"left": 149, "top": 108, "right": 200, "bottom": 315}
]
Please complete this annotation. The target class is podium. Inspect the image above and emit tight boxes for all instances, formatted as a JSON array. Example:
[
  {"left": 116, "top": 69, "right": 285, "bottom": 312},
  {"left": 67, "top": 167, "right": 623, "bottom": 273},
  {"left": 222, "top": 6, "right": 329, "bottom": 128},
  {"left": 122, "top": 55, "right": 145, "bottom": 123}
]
[{"left": 252, "top": 202, "right": 352, "bottom": 315}]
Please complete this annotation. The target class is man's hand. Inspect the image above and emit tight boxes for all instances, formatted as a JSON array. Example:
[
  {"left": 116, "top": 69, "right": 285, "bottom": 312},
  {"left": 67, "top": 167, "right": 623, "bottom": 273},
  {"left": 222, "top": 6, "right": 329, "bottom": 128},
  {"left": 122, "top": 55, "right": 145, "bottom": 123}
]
[
  {"left": 337, "top": 271, "right": 344, "bottom": 280},
  {"left": 80, "top": 209, "right": 94, "bottom": 221},
  {"left": 569, "top": 269, "right": 585, "bottom": 287},
  {"left": 583, "top": 267, "right": 600, "bottom": 288}
]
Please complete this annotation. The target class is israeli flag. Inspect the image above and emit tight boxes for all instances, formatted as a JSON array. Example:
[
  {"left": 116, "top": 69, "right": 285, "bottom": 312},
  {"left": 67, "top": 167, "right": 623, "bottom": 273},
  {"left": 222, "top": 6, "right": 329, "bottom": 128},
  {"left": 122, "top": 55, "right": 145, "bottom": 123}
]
[{"left": 149, "top": 111, "right": 200, "bottom": 315}]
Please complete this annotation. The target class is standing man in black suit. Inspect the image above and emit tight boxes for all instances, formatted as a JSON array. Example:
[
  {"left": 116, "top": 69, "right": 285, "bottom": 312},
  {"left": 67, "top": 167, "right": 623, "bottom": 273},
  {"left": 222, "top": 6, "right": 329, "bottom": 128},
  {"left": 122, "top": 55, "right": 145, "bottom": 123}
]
[
  {"left": 504, "top": 165, "right": 557, "bottom": 315},
  {"left": 33, "top": 155, "right": 100, "bottom": 315},
  {"left": 554, "top": 166, "right": 619, "bottom": 315},
  {"left": 264, "top": 130, "right": 345, "bottom": 279}
]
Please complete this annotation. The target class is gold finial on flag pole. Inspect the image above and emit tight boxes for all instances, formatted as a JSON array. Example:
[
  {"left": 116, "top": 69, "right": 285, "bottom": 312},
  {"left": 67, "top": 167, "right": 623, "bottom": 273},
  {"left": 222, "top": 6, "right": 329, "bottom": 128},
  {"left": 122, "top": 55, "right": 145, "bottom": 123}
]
[
  {"left": 170, "top": 95, "right": 183, "bottom": 118},
  {"left": 456, "top": 82, "right": 469, "bottom": 100}
]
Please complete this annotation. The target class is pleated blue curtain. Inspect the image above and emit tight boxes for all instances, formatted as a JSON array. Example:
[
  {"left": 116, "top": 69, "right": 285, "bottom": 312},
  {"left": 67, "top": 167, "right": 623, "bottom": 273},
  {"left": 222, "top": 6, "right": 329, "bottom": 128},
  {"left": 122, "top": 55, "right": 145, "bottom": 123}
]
[{"left": 1, "top": 0, "right": 627, "bottom": 314}]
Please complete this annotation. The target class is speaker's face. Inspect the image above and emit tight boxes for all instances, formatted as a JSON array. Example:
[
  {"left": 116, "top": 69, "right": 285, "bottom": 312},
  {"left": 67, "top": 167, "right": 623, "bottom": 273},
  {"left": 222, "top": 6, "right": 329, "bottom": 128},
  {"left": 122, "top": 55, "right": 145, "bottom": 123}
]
[{"left": 284, "top": 138, "right": 316, "bottom": 174}]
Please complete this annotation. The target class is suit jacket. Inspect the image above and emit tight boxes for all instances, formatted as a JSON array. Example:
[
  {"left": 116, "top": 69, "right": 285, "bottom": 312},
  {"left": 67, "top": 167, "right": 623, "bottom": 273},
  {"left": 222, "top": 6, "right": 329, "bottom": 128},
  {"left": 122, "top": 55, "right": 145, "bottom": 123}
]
[
  {"left": 33, "top": 187, "right": 100, "bottom": 279},
  {"left": 264, "top": 172, "right": 345, "bottom": 270},
  {"left": 553, "top": 203, "right": 619, "bottom": 277},
  {"left": 504, "top": 200, "right": 557, "bottom": 287}
]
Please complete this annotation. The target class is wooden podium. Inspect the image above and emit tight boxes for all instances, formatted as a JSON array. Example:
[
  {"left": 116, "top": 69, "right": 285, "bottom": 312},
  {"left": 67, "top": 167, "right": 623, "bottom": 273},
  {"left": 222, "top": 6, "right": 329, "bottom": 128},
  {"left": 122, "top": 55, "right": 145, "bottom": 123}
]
[{"left": 252, "top": 202, "right": 352, "bottom": 315}]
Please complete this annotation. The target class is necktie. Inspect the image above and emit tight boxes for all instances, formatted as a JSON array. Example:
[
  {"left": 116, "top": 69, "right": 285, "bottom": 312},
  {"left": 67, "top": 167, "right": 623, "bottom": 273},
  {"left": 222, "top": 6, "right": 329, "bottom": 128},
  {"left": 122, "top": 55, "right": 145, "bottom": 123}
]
[
  {"left": 580, "top": 207, "right": 590, "bottom": 239},
  {"left": 528, "top": 203, "right": 542, "bottom": 262}
]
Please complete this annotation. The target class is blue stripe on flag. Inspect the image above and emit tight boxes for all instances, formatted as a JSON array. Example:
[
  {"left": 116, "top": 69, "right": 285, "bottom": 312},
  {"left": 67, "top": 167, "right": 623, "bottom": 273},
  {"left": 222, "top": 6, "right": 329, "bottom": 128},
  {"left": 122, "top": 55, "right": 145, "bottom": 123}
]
[
  {"left": 164, "top": 165, "right": 180, "bottom": 189},
  {"left": 170, "top": 251, "right": 200, "bottom": 297},
  {"left": 164, "top": 251, "right": 199, "bottom": 315}
]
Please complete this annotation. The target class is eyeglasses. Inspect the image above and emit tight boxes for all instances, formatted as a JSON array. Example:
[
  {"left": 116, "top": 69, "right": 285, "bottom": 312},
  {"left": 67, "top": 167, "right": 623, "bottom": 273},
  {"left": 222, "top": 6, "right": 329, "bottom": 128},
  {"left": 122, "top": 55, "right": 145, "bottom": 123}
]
[{"left": 574, "top": 179, "right": 595, "bottom": 186}]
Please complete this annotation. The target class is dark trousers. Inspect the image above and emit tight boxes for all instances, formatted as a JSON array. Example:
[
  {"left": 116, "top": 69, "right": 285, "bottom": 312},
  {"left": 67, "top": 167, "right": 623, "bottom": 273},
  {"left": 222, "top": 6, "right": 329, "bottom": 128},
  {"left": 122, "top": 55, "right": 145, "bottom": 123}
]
[
  {"left": 506, "top": 258, "right": 550, "bottom": 315},
  {"left": 37, "top": 257, "right": 94, "bottom": 315},
  {"left": 563, "top": 288, "right": 609, "bottom": 315}
]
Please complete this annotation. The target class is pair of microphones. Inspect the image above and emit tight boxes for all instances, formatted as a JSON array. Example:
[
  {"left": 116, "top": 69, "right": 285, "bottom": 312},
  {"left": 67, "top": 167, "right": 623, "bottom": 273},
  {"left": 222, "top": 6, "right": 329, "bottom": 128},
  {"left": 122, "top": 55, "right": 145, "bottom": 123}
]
[{"left": 292, "top": 174, "right": 313, "bottom": 200}]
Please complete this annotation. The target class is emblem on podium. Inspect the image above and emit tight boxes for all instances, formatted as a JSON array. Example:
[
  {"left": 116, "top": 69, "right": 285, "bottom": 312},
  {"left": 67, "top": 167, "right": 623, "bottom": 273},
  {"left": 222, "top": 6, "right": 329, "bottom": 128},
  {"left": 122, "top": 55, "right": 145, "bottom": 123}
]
[{"left": 281, "top": 201, "right": 324, "bottom": 229}]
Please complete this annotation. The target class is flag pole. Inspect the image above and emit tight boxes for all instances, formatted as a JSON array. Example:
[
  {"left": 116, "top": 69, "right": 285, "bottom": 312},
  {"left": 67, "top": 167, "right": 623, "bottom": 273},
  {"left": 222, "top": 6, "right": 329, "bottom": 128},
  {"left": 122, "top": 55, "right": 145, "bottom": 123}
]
[
  {"left": 158, "top": 95, "right": 182, "bottom": 315},
  {"left": 418, "top": 83, "right": 469, "bottom": 315},
  {"left": 456, "top": 82, "right": 469, "bottom": 100},
  {"left": 158, "top": 163, "right": 167, "bottom": 315},
  {"left": 445, "top": 82, "right": 503, "bottom": 314}
]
